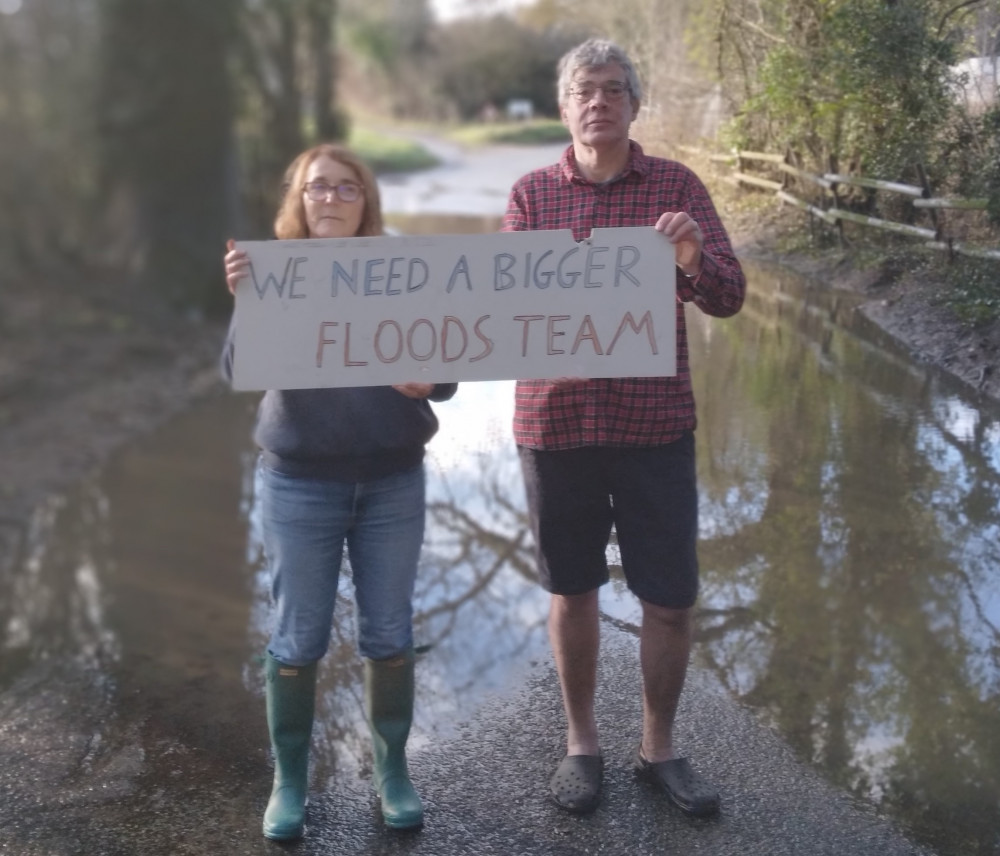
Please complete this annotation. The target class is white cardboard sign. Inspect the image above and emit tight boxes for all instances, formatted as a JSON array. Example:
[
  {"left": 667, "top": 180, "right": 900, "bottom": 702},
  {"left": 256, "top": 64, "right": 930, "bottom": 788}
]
[{"left": 232, "top": 227, "right": 675, "bottom": 390}]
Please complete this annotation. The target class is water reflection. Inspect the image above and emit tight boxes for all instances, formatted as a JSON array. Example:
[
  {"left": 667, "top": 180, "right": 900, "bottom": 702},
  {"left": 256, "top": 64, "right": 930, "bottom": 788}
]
[
  {"left": 1, "top": 488, "right": 118, "bottom": 677},
  {"left": 1, "top": 253, "right": 999, "bottom": 854},
  {"left": 692, "top": 261, "right": 1000, "bottom": 856}
]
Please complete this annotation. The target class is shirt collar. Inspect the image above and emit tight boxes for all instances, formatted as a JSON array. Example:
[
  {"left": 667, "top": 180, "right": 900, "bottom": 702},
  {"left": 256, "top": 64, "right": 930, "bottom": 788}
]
[{"left": 559, "top": 140, "right": 650, "bottom": 185}]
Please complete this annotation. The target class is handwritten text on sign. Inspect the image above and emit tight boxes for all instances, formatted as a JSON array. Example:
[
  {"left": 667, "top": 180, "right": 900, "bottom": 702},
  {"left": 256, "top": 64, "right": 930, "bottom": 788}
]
[{"left": 232, "top": 227, "right": 676, "bottom": 390}]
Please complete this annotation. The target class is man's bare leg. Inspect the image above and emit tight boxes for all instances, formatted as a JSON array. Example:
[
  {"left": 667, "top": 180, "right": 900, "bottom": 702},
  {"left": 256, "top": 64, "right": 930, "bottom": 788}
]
[
  {"left": 549, "top": 589, "right": 601, "bottom": 756},
  {"left": 638, "top": 601, "right": 693, "bottom": 763}
]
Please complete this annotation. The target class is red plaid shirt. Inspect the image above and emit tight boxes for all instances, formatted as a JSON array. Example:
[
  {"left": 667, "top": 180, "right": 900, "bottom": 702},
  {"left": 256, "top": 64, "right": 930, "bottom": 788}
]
[{"left": 502, "top": 141, "right": 746, "bottom": 450}]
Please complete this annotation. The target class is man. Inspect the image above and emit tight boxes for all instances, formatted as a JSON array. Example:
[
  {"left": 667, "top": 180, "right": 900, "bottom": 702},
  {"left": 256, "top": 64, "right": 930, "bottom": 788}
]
[{"left": 502, "top": 38, "right": 745, "bottom": 817}]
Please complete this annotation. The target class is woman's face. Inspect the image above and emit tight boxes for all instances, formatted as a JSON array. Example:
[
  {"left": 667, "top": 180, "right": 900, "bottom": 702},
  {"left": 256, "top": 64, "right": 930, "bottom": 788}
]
[{"left": 302, "top": 155, "right": 366, "bottom": 239}]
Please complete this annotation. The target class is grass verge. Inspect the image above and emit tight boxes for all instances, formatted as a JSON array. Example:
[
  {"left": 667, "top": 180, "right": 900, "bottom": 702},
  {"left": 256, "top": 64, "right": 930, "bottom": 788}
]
[
  {"left": 349, "top": 127, "right": 440, "bottom": 174},
  {"left": 448, "top": 119, "right": 570, "bottom": 147}
]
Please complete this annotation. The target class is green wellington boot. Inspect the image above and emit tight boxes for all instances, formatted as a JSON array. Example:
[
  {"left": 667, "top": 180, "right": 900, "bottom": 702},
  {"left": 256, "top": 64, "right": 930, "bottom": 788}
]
[
  {"left": 365, "top": 651, "right": 424, "bottom": 829},
  {"left": 262, "top": 654, "right": 317, "bottom": 840}
]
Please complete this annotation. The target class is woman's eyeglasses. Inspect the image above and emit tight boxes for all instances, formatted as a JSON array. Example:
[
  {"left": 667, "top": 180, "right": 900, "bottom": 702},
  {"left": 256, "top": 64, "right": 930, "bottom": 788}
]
[{"left": 302, "top": 181, "right": 362, "bottom": 203}]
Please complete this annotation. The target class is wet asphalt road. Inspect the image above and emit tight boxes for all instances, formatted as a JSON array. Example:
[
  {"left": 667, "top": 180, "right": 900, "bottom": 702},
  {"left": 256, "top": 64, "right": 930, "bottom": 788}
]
[{"left": 0, "top": 620, "right": 934, "bottom": 855}]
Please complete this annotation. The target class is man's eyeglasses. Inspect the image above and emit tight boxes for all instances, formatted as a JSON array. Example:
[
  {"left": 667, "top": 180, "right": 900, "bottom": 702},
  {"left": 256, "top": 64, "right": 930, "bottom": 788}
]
[
  {"left": 569, "top": 82, "right": 630, "bottom": 103},
  {"left": 303, "top": 181, "right": 362, "bottom": 203}
]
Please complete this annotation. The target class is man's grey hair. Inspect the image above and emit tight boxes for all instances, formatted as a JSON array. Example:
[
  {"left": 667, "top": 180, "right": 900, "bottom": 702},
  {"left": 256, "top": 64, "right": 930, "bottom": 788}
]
[{"left": 556, "top": 38, "right": 643, "bottom": 106}]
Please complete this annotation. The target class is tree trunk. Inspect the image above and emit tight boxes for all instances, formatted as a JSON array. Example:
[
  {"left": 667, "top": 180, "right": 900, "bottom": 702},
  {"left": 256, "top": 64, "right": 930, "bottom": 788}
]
[
  {"left": 307, "top": 0, "right": 348, "bottom": 142},
  {"left": 98, "top": 0, "right": 239, "bottom": 314}
]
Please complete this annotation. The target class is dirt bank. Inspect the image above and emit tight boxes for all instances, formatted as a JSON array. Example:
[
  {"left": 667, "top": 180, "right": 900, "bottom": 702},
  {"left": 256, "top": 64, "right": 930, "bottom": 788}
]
[
  {"left": 733, "top": 230, "right": 1000, "bottom": 403},
  {"left": 0, "top": 274, "right": 228, "bottom": 545}
]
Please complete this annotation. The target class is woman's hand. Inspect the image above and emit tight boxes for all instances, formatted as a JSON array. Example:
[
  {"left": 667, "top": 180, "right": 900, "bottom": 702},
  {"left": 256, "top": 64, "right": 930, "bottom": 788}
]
[
  {"left": 392, "top": 382, "right": 435, "bottom": 399},
  {"left": 224, "top": 239, "right": 251, "bottom": 295}
]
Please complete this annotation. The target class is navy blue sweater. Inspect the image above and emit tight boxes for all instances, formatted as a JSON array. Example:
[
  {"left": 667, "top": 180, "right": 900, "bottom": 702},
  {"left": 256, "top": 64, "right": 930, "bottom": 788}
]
[{"left": 221, "top": 317, "right": 458, "bottom": 481}]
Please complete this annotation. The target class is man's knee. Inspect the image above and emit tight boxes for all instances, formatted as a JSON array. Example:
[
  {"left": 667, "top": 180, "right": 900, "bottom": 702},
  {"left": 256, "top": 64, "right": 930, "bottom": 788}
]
[
  {"left": 640, "top": 600, "right": 693, "bottom": 633},
  {"left": 551, "top": 589, "right": 599, "bottom": 615}
]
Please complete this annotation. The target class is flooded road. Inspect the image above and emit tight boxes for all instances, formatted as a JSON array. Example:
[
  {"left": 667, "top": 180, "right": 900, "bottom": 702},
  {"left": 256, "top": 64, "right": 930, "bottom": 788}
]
[
  {"left": 1, "top": 143, "right": 998, "bottom": 855},
  {"left": 377, "top": 137, "right": 566, "bottom": 218}
]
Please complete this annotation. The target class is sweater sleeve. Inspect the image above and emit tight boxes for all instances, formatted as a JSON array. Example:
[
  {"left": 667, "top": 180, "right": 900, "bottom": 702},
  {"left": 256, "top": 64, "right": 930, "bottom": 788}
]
[{"left": 429, "top": 383, "right": 458, "bottom": 402}]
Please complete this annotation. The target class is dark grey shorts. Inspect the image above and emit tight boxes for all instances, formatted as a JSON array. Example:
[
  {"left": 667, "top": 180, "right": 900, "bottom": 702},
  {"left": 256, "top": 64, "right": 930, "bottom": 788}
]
[{"left": 517, "top": 433, "right": 699, "bottom": 610}]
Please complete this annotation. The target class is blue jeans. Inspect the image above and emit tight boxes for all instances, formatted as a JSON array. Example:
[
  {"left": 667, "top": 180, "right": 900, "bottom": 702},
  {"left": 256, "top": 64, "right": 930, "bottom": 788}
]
[{"left": 256, "top": 462, "right": 425, "bottom": 664}]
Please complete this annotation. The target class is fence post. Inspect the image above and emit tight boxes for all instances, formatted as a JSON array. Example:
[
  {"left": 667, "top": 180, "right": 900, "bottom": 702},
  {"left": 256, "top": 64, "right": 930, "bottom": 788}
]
[
  {"left": 915, "top": 162, "right": 943, "bottom": 244},
  {"left": 828, "top": 154, "right": 845, "bottom": 247}
]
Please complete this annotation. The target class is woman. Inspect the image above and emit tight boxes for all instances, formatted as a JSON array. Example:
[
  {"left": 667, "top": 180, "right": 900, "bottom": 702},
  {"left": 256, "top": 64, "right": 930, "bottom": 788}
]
[{"left": 222, "top": 143, "right": 457, "bottom": 839}]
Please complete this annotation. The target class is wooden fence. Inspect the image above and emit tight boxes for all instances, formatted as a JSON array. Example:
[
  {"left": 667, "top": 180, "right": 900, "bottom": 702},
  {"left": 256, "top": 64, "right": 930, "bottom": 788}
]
[{"left": 682, "top": 146, "right": 1000, "bottom": 262}]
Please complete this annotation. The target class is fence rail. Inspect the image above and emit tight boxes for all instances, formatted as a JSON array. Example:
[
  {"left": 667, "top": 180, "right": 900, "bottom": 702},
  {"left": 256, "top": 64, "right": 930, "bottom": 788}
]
[{"left": 681, "top": 145, "right": 1000, "bottom": 261}]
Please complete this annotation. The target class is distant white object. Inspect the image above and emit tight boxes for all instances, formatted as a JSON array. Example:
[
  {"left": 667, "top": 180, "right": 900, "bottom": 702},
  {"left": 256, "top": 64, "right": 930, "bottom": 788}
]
[
  {"left": 952, "top": 56, "right": 998, "bottom": 111},
  {"left": 506, "top": 98, "right": 534, "bottom": 121},
  {"left": 432, "top": 0, "right": 529, "bottom": 23}
]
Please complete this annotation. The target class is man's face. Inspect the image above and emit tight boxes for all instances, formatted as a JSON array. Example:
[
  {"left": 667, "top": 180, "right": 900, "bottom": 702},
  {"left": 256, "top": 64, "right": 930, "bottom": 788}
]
[{"left": 560, "top": 63, "right": 639, "bottom": 151}]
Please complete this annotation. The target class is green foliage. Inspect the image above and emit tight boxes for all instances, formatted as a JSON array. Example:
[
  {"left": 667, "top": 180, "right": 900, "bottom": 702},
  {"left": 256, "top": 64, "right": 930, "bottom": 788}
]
[
  {"left": 940, "top": 256, "right": 1000, "bottom": 324},
  {"left": 349, "top": 19, "right": 404, "bottom": 73},
  {"left": 929, "top": 103, "right": 1000, "bottom": 225},
  {"left": 701, "top": 0, "right": 999, "bottom": 321},
  {"left": 448, "top": 119, "right": 570, "bottom": 146},
  {"left": 826, "top": 1, "right": 955, "bottom": 176},
  {"left": 982, "top": 106, "right": 1000, "bottom": 225},
  {"left": 340, "top": 0, "right": 442, "bottom": 120},
  {"left": 726, "top": 0, "right": 957, "bottom": 179}
]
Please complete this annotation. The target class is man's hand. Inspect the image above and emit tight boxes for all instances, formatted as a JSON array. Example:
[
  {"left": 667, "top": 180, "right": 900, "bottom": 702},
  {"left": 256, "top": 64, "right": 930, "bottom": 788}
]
[
  {"left": 549, "top": 377, "right": 587, "bottom": 388},
  {"left": 655, "top": 212, "right": 703, "bottom": 277},
  {"left": 392, "top": 382, "right": 435, "bottom": 399}
]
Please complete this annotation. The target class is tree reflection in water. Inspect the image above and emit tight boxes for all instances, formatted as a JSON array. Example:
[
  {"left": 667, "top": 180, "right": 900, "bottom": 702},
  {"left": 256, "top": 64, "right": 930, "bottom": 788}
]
[{"left": 0, "top": 487, "right": 118, "bottom": 679}]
